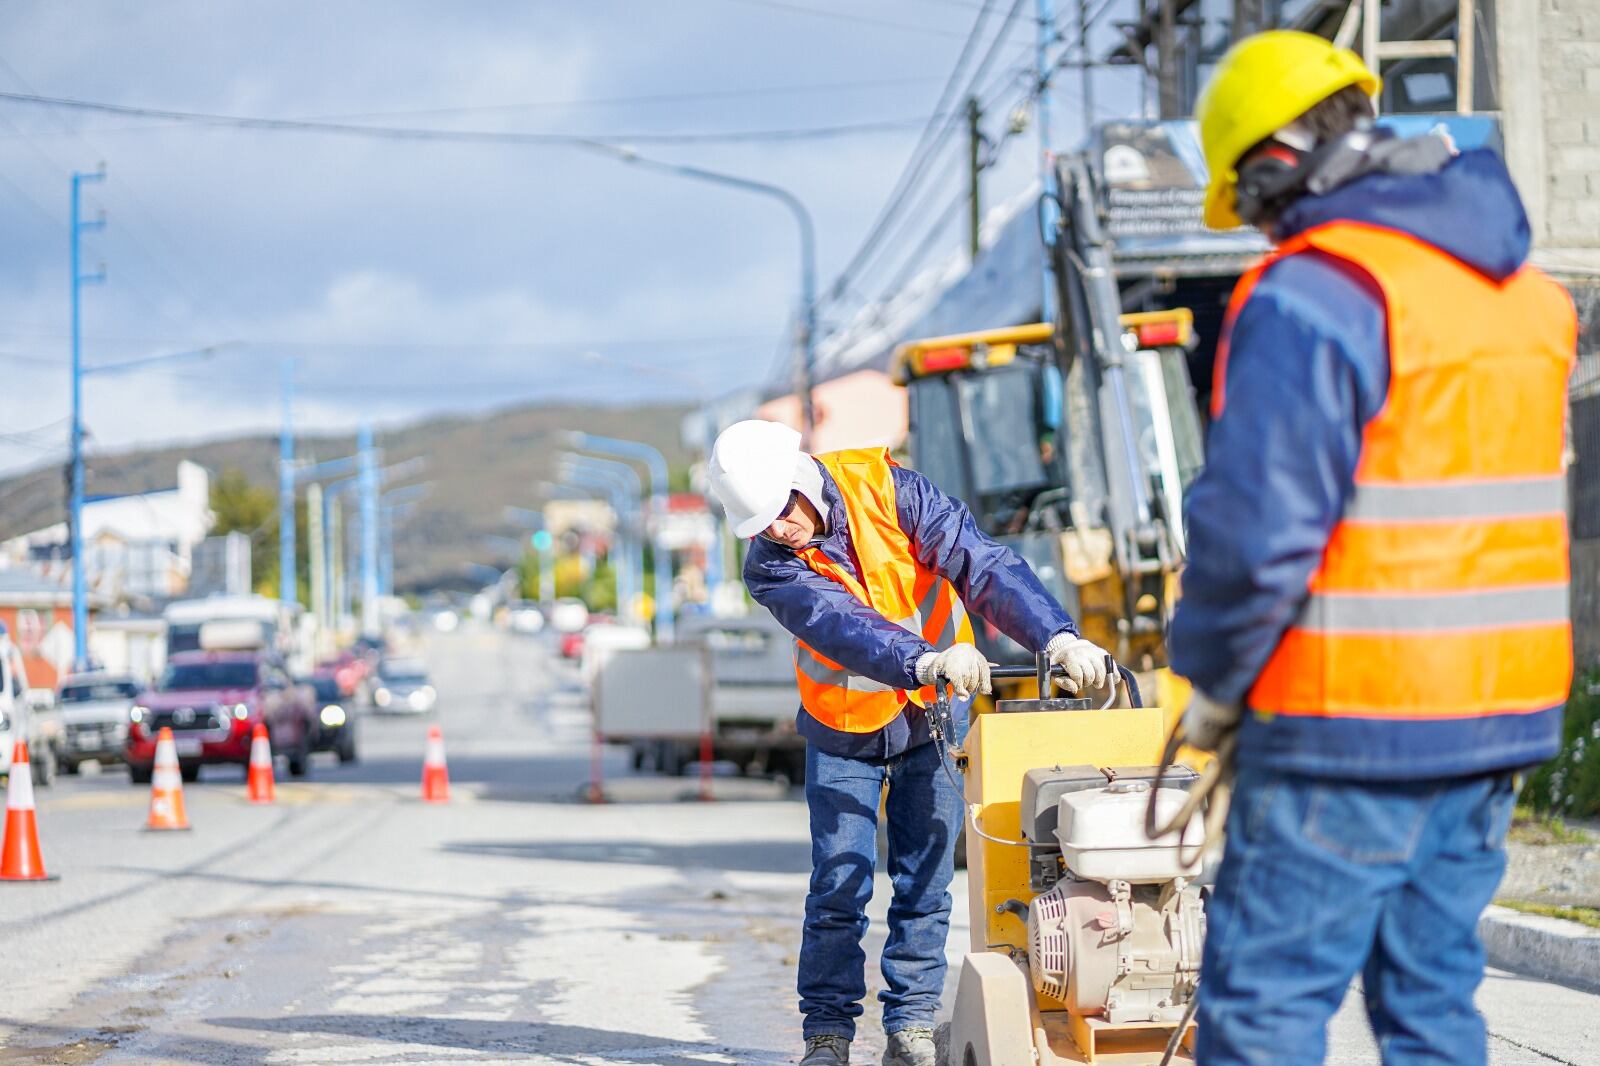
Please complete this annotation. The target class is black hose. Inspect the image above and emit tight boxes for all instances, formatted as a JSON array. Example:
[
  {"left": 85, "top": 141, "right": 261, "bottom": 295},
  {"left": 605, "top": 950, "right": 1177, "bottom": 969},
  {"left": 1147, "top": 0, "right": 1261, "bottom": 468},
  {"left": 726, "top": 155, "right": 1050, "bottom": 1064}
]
[{"left": 1158, "top": 984, "right": 1201, "bottom": 1066}]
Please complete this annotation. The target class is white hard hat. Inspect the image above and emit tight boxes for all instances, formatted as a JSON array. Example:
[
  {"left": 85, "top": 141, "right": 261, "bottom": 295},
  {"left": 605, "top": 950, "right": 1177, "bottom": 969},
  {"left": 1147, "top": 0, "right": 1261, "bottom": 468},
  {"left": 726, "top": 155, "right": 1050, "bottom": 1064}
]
[{"left": 709, "top": 420, "right": 803, "bottom": 538}]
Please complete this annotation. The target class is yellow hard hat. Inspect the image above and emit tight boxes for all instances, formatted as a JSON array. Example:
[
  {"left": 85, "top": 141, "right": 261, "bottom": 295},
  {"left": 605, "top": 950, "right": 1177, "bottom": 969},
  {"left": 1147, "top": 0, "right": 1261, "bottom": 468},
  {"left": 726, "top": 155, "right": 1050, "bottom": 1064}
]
[{"left": 1196, "top": 30, "right": 1379, "bottom": 229}]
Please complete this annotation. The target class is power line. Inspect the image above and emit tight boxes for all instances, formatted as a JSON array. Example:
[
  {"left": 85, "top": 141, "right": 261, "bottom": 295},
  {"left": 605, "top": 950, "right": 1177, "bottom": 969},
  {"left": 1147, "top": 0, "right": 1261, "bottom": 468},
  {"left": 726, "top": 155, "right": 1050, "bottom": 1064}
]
[
  {"left": 0, "top": 54, "right": 252, "bottom": 347},
  {"left": 819, "top": 0, "right": 1028, "bottom": 310},
  {"left": 712, "top": 0, "right": 973, "bottom": 39},
  {"left": 0, "top": 90, "right": 950, "bottom": 146},
  {"left": 0, "top": 328, "right": 773, "bottom": 352},
  {"left": 298, "top": 74, "right": 949, "bottom": 122}
]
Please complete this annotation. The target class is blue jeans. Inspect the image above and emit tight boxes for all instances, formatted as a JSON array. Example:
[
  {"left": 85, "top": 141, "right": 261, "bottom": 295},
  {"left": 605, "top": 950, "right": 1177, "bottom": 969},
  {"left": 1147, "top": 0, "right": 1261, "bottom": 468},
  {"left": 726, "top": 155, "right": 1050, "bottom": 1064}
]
[
  {"left": 799, "top": 734, "right": 964, "bottom": 1040},
  {"left": 1197, "top": 766, "right": 1518, "bottom": 1065}
]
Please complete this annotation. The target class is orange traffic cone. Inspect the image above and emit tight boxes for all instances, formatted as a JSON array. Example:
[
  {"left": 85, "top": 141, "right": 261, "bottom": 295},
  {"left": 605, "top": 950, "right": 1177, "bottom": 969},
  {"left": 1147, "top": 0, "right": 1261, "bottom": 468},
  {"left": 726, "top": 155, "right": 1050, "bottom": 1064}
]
[
  {"left": 421, "top": 725, "right": 449, "bottom": 803},
  {"left": 145, "top": 728, "right": 191, "bottom": 832},
  {"left": 246, "top": 724, "right": 275, "bottom": 804},
  {"left": 1, "top": 741, "right": 55, "bottom": 881}
]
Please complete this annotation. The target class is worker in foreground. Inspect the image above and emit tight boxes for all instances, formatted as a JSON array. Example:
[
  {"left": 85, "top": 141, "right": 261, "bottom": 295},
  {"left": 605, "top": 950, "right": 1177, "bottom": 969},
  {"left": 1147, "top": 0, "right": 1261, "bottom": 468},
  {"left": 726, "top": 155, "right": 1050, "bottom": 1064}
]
[
  {"left": 1170, "top": 31, "right": 1576, "bottom": 1065},
  {"left": 708, "top": 419, "right": 1108, "bottom": 1066}
]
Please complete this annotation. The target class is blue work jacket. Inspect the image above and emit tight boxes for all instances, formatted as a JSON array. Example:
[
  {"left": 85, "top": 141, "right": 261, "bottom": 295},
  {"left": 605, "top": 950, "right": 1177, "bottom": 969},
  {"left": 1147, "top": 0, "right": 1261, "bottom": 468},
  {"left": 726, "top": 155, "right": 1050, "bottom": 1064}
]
[
  {"left": 745, "top": 460, "right": 1077, "bottom": 759},
  {"left": 1169, "top": 148, "right": 1565, "bottom": 780}
]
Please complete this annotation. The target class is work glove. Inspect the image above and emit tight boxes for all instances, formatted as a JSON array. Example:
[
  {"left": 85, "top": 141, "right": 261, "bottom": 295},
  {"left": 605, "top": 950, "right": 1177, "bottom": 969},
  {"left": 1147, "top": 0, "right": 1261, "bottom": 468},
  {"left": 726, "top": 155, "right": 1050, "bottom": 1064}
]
[
  {"left": 915, "top": 644, "right": 992, "bottom": 699},
  {"left": 1181, "top": 690, "right": 1241, "bottom": 753},
  {"left": 1045, "top": 632, "right": 1111, "bottom": 694}
]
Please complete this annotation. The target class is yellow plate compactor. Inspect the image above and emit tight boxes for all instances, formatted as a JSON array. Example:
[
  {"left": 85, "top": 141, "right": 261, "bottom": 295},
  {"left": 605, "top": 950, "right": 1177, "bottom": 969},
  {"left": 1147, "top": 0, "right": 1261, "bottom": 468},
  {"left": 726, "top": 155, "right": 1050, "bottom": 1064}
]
[{"left": 930, "top": 660, "right": 1204, "bottom": 1065}]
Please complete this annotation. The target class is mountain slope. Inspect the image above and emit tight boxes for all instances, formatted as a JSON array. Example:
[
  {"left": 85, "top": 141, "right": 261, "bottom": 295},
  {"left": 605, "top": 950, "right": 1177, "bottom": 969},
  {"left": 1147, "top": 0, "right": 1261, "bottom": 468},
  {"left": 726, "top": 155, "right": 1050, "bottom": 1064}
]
[{"left": 0, "top": 401, "right": 694, "bottom": 592}]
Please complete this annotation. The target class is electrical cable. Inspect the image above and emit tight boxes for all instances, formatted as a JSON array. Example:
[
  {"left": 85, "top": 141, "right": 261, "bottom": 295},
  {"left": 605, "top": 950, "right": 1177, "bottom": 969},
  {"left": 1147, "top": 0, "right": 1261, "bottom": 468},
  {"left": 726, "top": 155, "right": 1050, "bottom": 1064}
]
[
  {"left": 0, "top": 91, "right": 948, "bottom": 146},
  {"left": 819, "top": 0, "right": 1024, "bottom": 309},
  {"left": 293, "top": 74, "right": 952, "bottom": 122},
  {"left": 0, "top": 53, "right": 252, "bottom": 346},
  {"left": 713, "top": 0, "right": 975, "bottom": 40}
]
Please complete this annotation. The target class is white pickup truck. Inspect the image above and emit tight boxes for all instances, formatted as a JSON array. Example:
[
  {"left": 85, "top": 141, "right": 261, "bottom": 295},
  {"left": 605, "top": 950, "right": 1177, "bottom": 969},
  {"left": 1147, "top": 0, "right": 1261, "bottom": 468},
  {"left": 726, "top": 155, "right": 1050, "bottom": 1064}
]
[{"left": 623, "top": 607, "right": 804, "bottom": 782}]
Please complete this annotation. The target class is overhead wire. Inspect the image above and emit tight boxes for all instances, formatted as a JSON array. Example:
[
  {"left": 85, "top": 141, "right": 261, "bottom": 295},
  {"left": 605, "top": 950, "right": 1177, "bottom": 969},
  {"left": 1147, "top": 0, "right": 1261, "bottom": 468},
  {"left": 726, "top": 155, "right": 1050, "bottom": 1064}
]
[
  {"left": 0, "top": 54, "right": 251, "bottom": 348},
  {"left": 0, "top": 91, "right": 953, "bottom": 146},
  {"left": 854, "top": 28, "right": 1091, "bottom": 324},
  {"left": 818, "top": 0, "right": 1028, "bottom": 314},
  {"left": 711, "top": 0, "right": 975, "bottom": 40},
  {"left": 290, "top": 74, "right": 950, "bottom": 122}
]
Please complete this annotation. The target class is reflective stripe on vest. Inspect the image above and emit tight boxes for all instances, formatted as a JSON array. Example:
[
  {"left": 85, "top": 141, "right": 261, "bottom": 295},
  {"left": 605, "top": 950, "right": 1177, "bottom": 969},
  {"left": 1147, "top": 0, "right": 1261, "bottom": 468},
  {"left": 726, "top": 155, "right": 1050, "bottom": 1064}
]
[
  {"left": 792, "top": 448, "right": 975, "bottom": 734},
  {"left": 1214, "top": 221, "right": 1576, "bottom": 721}
]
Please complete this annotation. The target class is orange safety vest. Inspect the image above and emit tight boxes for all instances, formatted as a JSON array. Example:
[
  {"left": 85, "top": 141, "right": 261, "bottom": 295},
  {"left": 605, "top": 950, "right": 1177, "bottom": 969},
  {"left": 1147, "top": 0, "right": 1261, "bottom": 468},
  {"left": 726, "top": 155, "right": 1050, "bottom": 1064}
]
[
  {"left": 792, "top": 448, "right": 975, "bottom": 733},
  {"left": 1213, "top": 220, "right": 1576, "bottom": 720}
]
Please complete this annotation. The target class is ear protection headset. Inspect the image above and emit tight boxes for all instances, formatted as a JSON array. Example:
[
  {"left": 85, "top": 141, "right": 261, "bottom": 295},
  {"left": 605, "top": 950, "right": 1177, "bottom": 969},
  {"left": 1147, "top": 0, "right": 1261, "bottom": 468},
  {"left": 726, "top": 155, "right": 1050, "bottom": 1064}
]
[{"left": 1233, "top": 122, "right": 1389, "bottom": 226}]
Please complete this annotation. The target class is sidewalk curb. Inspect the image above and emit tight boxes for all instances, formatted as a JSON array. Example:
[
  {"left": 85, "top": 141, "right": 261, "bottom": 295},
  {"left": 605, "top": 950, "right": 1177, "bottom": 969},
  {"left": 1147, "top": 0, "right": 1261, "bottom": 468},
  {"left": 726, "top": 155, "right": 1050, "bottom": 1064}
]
[{"left": 1480, "top": 904, "right": 1600, "bottom": 994}]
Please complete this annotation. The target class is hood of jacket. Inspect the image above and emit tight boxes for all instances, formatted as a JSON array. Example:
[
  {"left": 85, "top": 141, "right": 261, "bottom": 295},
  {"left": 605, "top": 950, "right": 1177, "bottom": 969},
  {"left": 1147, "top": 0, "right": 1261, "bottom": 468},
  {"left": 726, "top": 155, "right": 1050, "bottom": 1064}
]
[{"left": 1277, "top": 145, "right": 1530, "bottom": 282}]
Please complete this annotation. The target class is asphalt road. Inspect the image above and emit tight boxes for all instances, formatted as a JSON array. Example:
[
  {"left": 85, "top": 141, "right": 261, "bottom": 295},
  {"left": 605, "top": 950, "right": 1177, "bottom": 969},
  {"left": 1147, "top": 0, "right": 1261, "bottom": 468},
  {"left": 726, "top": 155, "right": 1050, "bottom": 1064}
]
[{"left": 0, "top": 626, "right": 1593, "bottom": 1065}]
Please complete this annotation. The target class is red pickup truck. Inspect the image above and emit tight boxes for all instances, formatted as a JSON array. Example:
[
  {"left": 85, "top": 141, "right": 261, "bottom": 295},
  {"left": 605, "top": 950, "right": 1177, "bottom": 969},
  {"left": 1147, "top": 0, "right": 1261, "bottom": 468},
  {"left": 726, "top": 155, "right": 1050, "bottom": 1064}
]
[{"left": 125, "top": 650, "right": 317, "bottom": 783}]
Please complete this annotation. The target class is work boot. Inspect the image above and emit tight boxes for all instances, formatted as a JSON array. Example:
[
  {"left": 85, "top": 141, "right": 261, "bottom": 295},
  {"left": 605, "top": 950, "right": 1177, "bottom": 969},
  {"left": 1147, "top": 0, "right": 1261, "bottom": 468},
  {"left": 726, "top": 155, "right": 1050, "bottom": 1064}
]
[
  {"left": 800, "top": 1034, "right": 850, "bottom": 1064},
  {"left": 882, "top": 1027, "right": 937, "bottom": 1066}
]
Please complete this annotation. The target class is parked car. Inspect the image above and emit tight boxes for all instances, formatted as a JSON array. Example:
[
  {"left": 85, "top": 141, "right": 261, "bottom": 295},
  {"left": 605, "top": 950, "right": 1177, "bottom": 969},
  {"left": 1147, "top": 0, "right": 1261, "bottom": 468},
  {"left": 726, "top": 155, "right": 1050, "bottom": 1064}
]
[
  {"left": 55, "top": 672, "right": 141, "bottom": 772},
  {"left": 0, "top": 634, "right": 56, "bottom": 786},
  {"left": 508, "top": 600, "right": 545, "bottom": 635},
  {"left": 305, "top": 675, "right": 358, "bottom": 763},
  {"left": 370, "top": 658, "right": 436, "bottom": 714},
  {"left": 125, "top": 651, "right": 317, "bottom": 783},
  {"left": 549, "top": 597, "right": 589, "bottom": 635},
  {"left": 316, "top": 651, "right": 370, "bottom": 699}
]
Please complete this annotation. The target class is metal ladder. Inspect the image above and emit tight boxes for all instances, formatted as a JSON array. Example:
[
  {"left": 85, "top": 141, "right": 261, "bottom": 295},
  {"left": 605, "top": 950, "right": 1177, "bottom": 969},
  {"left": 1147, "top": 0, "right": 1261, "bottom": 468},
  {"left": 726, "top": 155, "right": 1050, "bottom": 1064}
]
[{"left": 1330, "top": 0, "right": 1478, "bottom": 115}]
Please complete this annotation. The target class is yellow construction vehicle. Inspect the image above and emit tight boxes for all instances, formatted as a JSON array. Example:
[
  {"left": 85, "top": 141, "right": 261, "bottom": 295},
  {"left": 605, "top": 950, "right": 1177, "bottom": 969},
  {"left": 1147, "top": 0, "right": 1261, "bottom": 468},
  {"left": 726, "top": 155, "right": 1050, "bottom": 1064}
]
[{"left": 892, "top": 309, "right": 1202, "bottom": 703}]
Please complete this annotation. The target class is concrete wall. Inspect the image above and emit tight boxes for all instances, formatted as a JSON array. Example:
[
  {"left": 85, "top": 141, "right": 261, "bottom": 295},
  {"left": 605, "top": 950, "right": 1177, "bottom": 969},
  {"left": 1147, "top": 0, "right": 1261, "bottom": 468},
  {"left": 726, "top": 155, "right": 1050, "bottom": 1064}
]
[
  {"left": 1497, "top": 2, "right": 1600, "bottom": 668},
  {"left": 1499, "top": 0, "right": 1600, "bottom": 273}
]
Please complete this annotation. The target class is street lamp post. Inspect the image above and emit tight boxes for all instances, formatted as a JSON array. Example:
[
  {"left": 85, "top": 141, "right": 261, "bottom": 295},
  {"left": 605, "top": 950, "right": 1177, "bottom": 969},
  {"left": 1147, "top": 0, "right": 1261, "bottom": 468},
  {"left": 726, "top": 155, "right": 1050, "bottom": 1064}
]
[
  {"left": 565, "top": 432, "right": 676, "bottom": 642},
  {"left": 608, "top": 151, "right": 817, "bottom": 443}
]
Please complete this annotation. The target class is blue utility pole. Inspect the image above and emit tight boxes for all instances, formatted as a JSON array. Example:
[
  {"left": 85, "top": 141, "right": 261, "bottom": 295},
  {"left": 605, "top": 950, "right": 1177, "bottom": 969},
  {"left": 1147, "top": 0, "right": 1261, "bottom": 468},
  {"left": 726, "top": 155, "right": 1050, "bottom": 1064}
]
[
  {"left": 1037, "top": 0, "right": 1060, "bottom": 321},
  {"left": 379, "top": 483, "right": 429, "bottom": 599},
  {"left": 278, "top": 359, "right": 297, "bottom": 607},
  {"left": 567, "top": 432, "right": 675, "bottom": 643},
  {"left": 68, "top": 166, "right": 106, "bottom": 671},
  {"left": 358, "top": 423, "right": 379, "bottom": 637}
]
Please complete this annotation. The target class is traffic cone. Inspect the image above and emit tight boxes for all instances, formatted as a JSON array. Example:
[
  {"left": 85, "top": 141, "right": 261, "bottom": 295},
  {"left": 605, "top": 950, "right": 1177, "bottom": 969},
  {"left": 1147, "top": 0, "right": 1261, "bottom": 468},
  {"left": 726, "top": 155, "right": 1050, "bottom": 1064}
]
[
  {"left": 1, "top": 741, "right": 55, "bottom": 881},
  {"left": 145, "top": 728, "right": 191, "bottom": 832},
  {"left": 246, "top": 724, "right": 275, "bottom": 804},
  {"left": 421, "top": 725, "right": 449, "bottom": 803}
]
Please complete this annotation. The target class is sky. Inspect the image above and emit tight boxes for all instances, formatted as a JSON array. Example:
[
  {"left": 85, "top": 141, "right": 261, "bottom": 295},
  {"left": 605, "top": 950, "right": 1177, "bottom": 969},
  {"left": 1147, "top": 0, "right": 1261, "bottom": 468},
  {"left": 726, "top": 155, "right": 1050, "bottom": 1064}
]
[{"left": 0, "top": 0, "right": 1141, "bottom": 475}]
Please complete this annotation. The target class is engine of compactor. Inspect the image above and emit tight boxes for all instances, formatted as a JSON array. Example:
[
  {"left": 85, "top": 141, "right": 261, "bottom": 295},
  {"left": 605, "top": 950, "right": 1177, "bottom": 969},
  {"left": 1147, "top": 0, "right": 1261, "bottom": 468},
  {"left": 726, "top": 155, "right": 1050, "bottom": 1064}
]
[{"left": 1018, "top": 765, "right": 1205, "bottom": 1026}]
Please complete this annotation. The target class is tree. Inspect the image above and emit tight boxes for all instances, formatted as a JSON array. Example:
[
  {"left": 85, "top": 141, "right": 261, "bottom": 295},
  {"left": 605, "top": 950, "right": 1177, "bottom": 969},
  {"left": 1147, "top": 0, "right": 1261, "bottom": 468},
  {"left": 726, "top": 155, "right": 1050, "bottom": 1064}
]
[{"left": 209, "top": 467, "right": 309, "bottom": 600}]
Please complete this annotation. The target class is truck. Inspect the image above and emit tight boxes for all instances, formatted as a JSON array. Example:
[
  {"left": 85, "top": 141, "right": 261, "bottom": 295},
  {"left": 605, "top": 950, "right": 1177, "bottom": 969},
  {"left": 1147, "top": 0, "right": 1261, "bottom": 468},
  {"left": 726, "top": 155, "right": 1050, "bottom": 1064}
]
[
  {"left": 163, "top": 595, "right": 307, "bottom": 674},
  {"left": 609, "top": 606, "right": 804, "bottom": 782}
]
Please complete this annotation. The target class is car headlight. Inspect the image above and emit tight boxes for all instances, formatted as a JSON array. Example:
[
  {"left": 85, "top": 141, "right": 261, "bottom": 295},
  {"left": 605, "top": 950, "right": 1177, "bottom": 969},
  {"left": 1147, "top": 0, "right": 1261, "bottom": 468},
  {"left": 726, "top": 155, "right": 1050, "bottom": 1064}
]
[
  {"left": 320, "top": 704, "right": 346, "bottom": 727},
  {"left": 232, "top": 703, "right": 251, "bottom": 720},
  {"left": 420, "top": 686, "right": 436, "bottom": 701},
  {"left": 374, "top": 688, "right": 391, "bottom": 707},
  {"left": 129, "top": 705, "right": 147, "bottom": 724}
]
